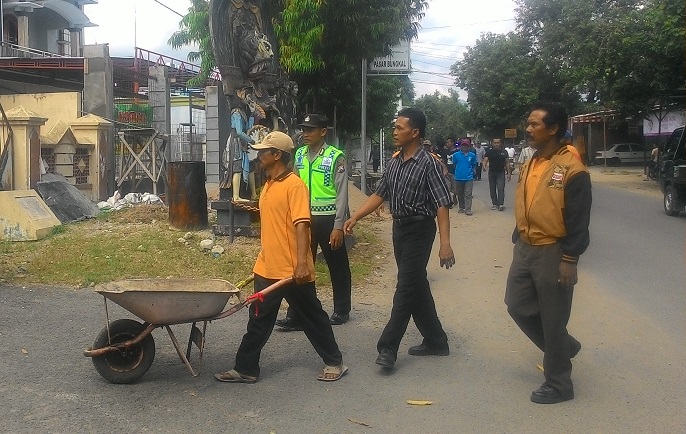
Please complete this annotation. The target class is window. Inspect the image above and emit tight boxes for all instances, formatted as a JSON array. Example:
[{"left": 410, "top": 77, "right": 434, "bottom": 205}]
[
  {"left": 73, "top": 148, "right": 90, "bottom": 185},
  {"left": 615, "top": 145, "right": 630, "bottom": 153},
  {"left": 664, "top": 128, "right": 684, "bottom": 159}
]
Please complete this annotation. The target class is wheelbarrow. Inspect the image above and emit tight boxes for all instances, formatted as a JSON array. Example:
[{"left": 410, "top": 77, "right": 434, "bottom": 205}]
[{"left": 83, "top": 276, "right": 292, "bottom": 384}]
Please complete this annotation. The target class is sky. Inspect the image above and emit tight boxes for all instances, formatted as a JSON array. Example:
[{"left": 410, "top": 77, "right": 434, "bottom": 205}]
[{"left": 83, "top": 0, "right": 518, "bottom": 100}]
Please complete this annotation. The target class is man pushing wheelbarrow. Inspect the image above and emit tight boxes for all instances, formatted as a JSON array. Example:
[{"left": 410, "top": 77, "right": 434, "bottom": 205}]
[{"left": 215, "top": 131, "right": 349, "bottom": 383}]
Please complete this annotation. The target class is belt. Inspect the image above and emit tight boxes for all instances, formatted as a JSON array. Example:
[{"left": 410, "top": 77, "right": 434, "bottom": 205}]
[{"left": 392, "top": 214, "right": 433, "bottom": 225}]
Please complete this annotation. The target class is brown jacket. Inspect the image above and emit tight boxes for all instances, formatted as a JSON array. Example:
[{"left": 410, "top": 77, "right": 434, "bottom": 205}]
[{"left": 513, "top": 145, "right": 592, "bottom": 264}]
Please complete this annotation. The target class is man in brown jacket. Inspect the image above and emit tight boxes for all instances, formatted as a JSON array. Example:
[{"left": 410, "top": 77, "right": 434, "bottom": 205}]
[{"left": 505, "top": 101, "right": 592, "bottom": 404}]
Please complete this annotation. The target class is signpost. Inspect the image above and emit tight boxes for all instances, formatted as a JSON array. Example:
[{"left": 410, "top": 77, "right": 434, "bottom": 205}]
[
  {"left": 361, "top": 41, "right": 411, "bottom": 194},
  {"left": 504, "top": 128, "right": 517, "bottom": 138}
]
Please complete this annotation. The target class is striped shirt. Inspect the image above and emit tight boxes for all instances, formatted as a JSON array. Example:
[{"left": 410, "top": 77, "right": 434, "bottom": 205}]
[
  {"left": 518, "top": 146, "right": 535, "bottom": 165},
  {"left": 375, "top": 147, "right": 453, "bottom": 218}
]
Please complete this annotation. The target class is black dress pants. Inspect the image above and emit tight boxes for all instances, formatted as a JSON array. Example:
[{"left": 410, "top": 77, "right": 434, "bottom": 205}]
[
  {"left": 287, "top": 214, "right": 352, "bottom": 319},
  {"left": 377, "top": 218, "right": 448, "bottom": 357},
  {"left": 505, "top": 240, "right": 577, "bottom": 395},
  {"left": 234, "top": 274, "right": 343, "bottom": 377}
]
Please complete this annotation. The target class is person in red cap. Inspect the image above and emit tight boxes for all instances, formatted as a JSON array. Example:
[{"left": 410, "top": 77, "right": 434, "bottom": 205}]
[
  {"left": 451, "top": 138, "right": 478, "bottom": 215},
  {"left": 215, "top": 131, "right": 348, "bottom": 383}
]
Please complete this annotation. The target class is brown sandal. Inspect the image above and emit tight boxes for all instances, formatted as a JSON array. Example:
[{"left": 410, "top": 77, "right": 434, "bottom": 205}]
[
  {"left": 317, "top": 365, "right": 349, "bottom": 382},
  {"left": 214, "top": 369, "right": 257, "bottom": 384}
]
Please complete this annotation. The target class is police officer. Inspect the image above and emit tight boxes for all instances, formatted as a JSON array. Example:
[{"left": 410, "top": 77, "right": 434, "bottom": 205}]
[{"left": 275, "top": 114, "right": 352, "bottom": 330}]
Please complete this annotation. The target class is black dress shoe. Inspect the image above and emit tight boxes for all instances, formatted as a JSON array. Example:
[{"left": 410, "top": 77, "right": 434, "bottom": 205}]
[
  {"left": 330, "top": 312, "right": 349, "bottom": 325},
  {"left": 530, "top": 384, "right": 574, "bottom": 404},
  {"left": 274, "top": 317, "right": 303, "bottom": 332},
  {"left": 570, "top": 338, "right": 582, "bottom": 359},
  {"left": 375, "top": 350, "right": 395, "bottom": 369},
  {"left": 408, "top": 343, "right": 449, "bottom": 356}
]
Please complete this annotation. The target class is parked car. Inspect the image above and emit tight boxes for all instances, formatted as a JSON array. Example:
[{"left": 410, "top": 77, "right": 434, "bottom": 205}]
[
  {"left": 659, "top": 126, "right": 686, "bottom": 216},
  {"left": 594, "top": 143, "right": 647, "bottom": 165}
]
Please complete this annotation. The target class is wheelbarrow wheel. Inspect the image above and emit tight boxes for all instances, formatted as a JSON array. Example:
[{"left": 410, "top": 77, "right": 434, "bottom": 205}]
[{"left": 91, "top": 319, "right": 155, "bottom": 384}]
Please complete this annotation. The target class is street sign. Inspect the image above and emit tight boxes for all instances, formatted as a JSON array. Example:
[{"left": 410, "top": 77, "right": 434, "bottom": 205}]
[
  {"left": 369, "top": 41, "right": 410, "bottom": 74},
  {"left": 505, "top": 129, "right": 517, "bottom": 138}
]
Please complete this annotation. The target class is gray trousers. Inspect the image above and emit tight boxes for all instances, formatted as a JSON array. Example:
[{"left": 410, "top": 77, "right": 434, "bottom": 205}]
[
  {"left": 455, "top": 180, "right": 473, "bottom": 211},
  {"left": 505, "top": 239, "right": 579, "bottom": 396}
]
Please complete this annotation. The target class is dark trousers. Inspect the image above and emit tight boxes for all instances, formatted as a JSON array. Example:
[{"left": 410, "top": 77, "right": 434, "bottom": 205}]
[
  {"left": 505, "top": 240, "right": 578, "bottom": 395},
  {"left": 377, "top": 218, "right": 448, "bottom": 357},
  {"left": 287, "top": 214, "right": 352, "bottom": 319},
  {"left": 475, "top": 163, "right": 483, "bottom": 180},
  {"left": 234, "top": 274, "right": 342, "bottom": 377},
  {"left": 488, "top": 170, "right": 506, "bottom": 206}
]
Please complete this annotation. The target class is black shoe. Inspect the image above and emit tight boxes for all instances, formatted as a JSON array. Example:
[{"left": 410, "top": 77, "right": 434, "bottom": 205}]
[
  {"left": 530, "top": 384, "right": 574, "bottom": 404},
  {"left": 408, "top": 343, "right": 449, "bottom": 356},
  {"left": 275, "top": 317, "right": 303, "bottom": 332},
  {"left": 330, "top": 312, "right": 349, "bottom": 325},
  {"left": 375, "top": 350, "right": 395, "bottom": 369},
  {"left": 571, "top": 339, "right": 582, "bottom": 359}
]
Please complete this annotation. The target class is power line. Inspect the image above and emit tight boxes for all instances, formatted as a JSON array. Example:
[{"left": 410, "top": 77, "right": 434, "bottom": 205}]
[
  {"left": 413, "top": 41, "right": 469, "bottom": 49},
  {"left": 413, "top": 69, "right": 455, "bottom": 79},
  {"left": 411, "top": 79, "right": 456, "bottom": 86},
  {"left": 412, "top": 50, "right": 460, "bottom": 61},
  {"left": 412, "top": 59, "right": 454, "bottom": 69},
  {"left": 419, "top": 18, "right": 515, "bottom": 30},
  {"left": 151, "top": 0, "right": 184, "bottom": 17}
]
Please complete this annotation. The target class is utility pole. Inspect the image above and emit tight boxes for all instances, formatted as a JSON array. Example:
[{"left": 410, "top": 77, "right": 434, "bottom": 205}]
[{"left": 360, "top": 58, "right": 368, "bottom": 194}]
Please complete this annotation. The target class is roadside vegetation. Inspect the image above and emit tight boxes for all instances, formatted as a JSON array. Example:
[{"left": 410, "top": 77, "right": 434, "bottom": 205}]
[{"left": 0, "top": 206, "right": 384, "bottom": 292}]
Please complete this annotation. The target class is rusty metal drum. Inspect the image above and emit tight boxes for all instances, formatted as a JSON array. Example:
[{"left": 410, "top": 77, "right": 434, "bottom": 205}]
[{"left": 167, "top": 161, "right": 208, "bottom": 230}]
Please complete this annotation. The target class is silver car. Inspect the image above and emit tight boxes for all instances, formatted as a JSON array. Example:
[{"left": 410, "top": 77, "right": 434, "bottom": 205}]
[{"left": 595, "top": 143, "right": 647, "bottom": 165}]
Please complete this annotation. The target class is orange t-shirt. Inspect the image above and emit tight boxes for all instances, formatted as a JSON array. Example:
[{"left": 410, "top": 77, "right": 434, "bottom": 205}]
[{"left": 252, "top": 172, "right": 315, "bottom": 281}]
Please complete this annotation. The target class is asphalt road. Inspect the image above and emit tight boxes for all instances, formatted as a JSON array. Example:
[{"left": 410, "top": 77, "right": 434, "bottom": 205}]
[{"left": 1, "top": 175, "right": 684, "bottom": 433}]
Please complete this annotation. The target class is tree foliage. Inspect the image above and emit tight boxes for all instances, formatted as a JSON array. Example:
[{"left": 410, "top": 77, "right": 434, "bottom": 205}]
[
  {"left": 168, "top": 0, "right": 426, "bottom": 136},
  {"left": 451, "top": 0, "right": 685, "bottom": 136},
  {"left": 414, "top": 91, "right": 469, "bottom": 144},
  {"left": 167, "top": 0, "right": 213, "bottom": 86}
]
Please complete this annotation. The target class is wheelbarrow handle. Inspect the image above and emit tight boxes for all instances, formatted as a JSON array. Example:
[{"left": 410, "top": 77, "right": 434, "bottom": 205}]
[{"left": 210, "top": 276, "right": 294, "bottom": 321}]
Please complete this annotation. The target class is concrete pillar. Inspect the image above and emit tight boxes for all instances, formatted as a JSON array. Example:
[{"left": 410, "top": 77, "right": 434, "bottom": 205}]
[
  {"left": 71, "top": 114, "right": 113, "bottom": 201},
  {"left": 70, "top": 30, "right": 81, "bottom": 57},
  {"left": 204, "top": 86, "right": 228, "bottom": 183},
  {"left": 148, "top": 65, "right": 171, "bottom": 162},
  {"left": 0, "top": 106, "right": 47, "bottom": 190},
  {"left": 16, "top": 13, "right": 28, "bottom": 49},
  {"left": 83, "top": 44, "right": 114, "bottom": 194}
]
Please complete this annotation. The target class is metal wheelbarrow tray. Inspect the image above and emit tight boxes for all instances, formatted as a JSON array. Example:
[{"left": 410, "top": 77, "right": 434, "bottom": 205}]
[
  {"left": 83, "top": 277, "right": 291, "bottom": 384},
  {"left": 95, "top": 278, "right": 240, "bottom": 325}
]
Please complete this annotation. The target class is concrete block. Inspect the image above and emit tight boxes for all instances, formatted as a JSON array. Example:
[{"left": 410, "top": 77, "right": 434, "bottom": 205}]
[
  {"left": 206, "top": 151, "right": 220, "bottom": 164},
  {"left": 55, "top": 153, "right": 73, "bottom": 165},
  {"left": 206, "top": 106, "right": 218, "bottom": 119},
  {"left": 206, "top": 117, "right": 220, "bottom": 130},
  {"left": 0, "top": 190, "right": 61, "bottom": 241},
  {"left": 55, "top": 165, "right": 73, "bottom": 177},
  {"left": 206, "top": 129, "right": 219, "bottom": 142}
]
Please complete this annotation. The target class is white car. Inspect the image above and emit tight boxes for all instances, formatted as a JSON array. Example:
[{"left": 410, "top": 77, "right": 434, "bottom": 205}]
[{"left": 595, "top": 143, "right": 647, "bottom": 165}]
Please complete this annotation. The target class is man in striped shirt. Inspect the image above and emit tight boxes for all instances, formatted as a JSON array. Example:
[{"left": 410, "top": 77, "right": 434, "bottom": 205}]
[{"left": 343, "top": 107, "right": 455, "bottom": 371}]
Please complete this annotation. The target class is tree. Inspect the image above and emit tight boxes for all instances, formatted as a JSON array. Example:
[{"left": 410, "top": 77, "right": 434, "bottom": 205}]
[
  {"left": 167, "top": 0, "right": 213, "bottom": 87},
  {"left": 168, "top": 0, "right": 426, "bottom": 137},
  {"left": 451, "top": 32, "right": 544, "bottom": 138},
  {"left": 601, "top": 0, "right": 685, "bottom": 120},
  {"left": 414, "top": 91, "right": 469, "bottom": 144}
]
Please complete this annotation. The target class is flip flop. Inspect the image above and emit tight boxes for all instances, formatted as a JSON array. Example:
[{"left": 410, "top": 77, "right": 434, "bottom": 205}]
[
  {"left": 317, "top": 365, "right": 349, "bottom": 382},
  {"left": 214, "top": 369, "right": 258, "bottom": 384}
]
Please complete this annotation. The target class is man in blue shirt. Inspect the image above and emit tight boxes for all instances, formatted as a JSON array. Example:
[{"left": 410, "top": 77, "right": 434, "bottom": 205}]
[{"left": 452, "top": 138, "right": 478, "bottom": 215}]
